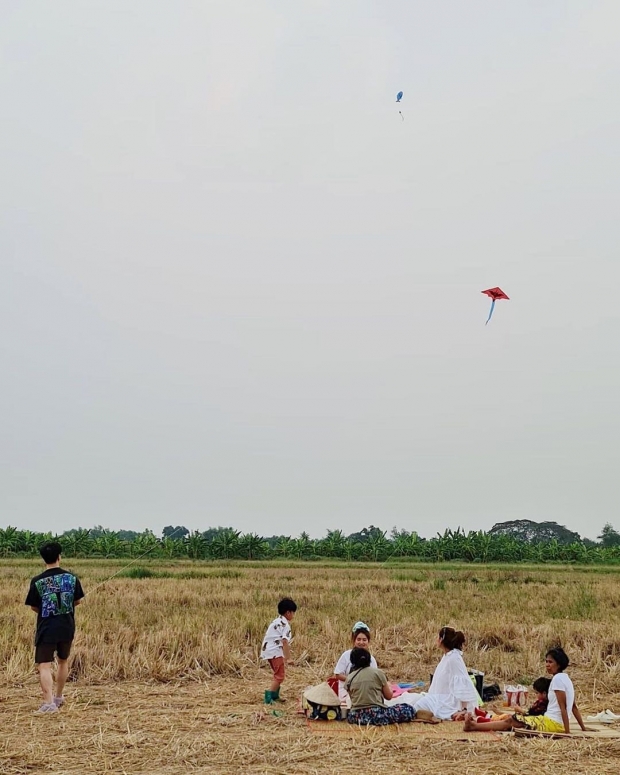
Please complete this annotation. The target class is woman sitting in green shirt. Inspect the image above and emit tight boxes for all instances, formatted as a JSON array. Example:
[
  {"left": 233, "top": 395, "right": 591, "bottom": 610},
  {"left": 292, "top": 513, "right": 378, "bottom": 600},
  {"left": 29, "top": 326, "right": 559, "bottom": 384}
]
[{"left": 346, "top": 648, "right": 417, "bottom": 726}]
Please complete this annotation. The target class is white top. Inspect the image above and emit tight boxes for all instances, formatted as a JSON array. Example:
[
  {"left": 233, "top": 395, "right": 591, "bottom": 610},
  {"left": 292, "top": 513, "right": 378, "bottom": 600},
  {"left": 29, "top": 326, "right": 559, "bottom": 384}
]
[
  {"left": 334, "top": 649, "right": 378, "bottom": 677},
  {"left": 260, "top": 615, "right": 292, "bottom": 660},
  {"left": 546, "top": 672, "right": 575, "bottom": 725},
  {"left": 413, "top": 649, "right": 479, "bottom": 719}
]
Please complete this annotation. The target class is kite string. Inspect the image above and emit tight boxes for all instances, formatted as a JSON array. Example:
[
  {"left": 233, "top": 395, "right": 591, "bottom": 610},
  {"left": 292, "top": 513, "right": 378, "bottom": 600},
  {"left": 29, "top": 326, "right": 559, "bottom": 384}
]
[{"left": 85, "top": 525, "right": 187, "bottom": 596}]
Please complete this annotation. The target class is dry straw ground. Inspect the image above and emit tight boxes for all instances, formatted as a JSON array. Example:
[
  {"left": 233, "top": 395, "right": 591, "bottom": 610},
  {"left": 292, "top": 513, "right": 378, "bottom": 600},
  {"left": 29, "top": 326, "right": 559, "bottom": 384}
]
[{"left": 3, "top": 559, "right": 620, "bottom": 774}]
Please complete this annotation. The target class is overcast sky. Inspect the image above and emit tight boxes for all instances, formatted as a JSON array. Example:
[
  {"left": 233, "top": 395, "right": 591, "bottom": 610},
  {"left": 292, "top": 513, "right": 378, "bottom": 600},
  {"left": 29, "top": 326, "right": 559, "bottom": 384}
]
[{"left": 2, "top": 1, "right": 619, "bottom": 540}]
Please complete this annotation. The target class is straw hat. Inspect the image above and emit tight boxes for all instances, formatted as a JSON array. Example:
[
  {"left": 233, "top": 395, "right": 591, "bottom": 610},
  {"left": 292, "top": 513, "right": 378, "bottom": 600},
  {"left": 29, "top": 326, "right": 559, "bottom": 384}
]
[{"left": 303, "top": 682, "right": 341, "bottom": 707}]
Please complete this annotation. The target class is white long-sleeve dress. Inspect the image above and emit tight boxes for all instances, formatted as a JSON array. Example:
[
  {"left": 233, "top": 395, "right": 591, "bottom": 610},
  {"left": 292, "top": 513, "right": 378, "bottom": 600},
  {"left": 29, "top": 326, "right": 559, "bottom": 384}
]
[{"left": 412, "top": 649, "right": 479, "bottom": 720}]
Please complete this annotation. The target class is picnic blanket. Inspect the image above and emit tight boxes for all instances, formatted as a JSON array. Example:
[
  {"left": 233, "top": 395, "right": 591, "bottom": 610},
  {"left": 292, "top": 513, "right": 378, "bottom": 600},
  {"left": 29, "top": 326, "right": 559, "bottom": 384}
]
[
  {"left": 514, "top": 723, "right": 620, "bottom": 740},
  {"left": 306, "top": 718, "right": 501, "bottom": 741},
  {"left": 390, "top": 682, "right": 425, "bottom": 698}
]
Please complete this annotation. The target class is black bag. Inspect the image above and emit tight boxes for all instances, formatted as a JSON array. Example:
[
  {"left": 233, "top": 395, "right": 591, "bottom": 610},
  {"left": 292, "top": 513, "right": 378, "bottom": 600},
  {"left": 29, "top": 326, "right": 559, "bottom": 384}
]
[{"left": 482, "top": 683, "right": 501, "bottom": 702}]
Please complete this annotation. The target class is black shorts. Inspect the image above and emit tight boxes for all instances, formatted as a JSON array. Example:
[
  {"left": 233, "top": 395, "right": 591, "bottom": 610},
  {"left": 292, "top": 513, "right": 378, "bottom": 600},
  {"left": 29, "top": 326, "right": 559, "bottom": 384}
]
[{"left": 35, "top": 640, "right": 72, "bottom": 664}]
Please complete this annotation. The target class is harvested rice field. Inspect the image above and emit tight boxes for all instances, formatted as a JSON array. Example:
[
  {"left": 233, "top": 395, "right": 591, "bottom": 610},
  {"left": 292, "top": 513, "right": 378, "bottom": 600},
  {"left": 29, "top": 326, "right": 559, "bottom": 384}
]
[{"left": 3, "top": 559, "right": 620, "bottom": 774}]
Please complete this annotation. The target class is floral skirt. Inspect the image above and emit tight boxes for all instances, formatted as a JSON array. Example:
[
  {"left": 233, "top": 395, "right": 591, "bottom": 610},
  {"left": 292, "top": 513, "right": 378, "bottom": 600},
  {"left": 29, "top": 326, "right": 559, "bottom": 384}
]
[
  {"left": 513, "top": 714, "right": 565, "bottom": 733},
  {"left": 348, "top": 704, "right": 416, "bottom": 726}
]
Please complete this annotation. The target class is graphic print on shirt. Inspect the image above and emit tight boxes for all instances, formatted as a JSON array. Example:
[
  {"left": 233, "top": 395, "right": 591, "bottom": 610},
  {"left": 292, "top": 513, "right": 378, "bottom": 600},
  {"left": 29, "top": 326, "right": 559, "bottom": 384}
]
[
  {"left": 263, "top": 620, "right": 287, "bottom": 650},
  {"left": 35, "top": 573, "right": 77, "bottom": 618},
  {"left": 261, "top": 616, "right": 292, "bottom": 658}
]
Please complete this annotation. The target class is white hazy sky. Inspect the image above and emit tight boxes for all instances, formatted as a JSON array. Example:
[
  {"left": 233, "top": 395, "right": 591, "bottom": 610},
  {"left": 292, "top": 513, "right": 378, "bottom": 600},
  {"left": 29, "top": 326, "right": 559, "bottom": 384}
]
[{"left": 2, "top": 1, "right": 619, "bottom": 539}]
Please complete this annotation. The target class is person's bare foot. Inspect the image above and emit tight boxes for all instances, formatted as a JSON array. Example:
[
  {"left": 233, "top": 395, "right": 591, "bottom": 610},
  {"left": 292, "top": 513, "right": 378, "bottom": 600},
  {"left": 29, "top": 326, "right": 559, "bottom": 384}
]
[{"left": 463, "top": 718, "right": 476, "bottom": 731}]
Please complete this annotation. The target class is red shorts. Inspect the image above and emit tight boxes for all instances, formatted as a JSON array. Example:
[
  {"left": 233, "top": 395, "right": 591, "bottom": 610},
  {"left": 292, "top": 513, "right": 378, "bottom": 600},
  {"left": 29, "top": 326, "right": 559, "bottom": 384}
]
[{"left": 269, "top": 657, "right": 285, "bottom": 683}]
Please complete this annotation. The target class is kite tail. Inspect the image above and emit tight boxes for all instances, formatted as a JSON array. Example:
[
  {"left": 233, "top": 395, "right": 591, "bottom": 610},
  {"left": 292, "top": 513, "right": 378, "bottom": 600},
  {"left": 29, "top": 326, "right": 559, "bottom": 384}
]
[
  {"left": 485, "top": 299, "right": 495, "bottom": 325},
  {"left": 399, "top": 111, "right": 404, "bottom": 122}
]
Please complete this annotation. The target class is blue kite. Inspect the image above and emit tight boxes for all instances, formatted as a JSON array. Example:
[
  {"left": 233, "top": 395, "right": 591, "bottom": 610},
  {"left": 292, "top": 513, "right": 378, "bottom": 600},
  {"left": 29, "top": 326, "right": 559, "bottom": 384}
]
[{"left": 396, "top": 90, "right": 404, "bottom": 121}]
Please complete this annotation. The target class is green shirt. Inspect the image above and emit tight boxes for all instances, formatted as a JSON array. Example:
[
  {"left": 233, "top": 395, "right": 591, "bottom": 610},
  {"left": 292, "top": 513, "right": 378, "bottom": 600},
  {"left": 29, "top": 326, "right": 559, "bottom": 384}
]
[{"left": 345, "top": 667, "right": 388, "bottom": 710}]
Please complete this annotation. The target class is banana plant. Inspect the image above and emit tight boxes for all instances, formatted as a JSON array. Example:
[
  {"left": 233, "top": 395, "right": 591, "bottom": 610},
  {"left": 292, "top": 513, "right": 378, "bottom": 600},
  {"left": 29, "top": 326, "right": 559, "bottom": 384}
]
[
  {"left": 184, "top": 530, "right": 207, "bottom": 560},
  {"left": 0, "top": 526, "right": 20, "bottom": 557},
  {"left": 238, "top": 533, "right": 267, "bottom": 560}
]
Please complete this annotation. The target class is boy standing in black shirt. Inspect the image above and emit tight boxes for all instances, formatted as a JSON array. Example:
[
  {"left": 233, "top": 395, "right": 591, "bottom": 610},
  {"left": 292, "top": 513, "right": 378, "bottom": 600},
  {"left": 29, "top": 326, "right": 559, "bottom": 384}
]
[{"left": 25, "top": 542, "right": 85, "bottom": 712}]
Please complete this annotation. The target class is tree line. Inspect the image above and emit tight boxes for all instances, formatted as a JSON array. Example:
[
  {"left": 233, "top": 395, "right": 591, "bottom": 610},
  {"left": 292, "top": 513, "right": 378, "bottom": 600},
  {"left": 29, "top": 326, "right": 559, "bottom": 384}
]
[{"left": 2, "top": 520, "right": 620, "bottom": 563}]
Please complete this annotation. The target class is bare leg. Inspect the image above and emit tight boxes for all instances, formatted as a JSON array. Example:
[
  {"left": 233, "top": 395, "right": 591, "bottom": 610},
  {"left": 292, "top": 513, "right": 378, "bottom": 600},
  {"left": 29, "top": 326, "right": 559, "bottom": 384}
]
[
  {"left": 38, "top": 663, "right": 54, "bottom": 705},
  {"left": 269, "top": 679, "right": 281, "bottom": 692},
  {"left": 464, "top": 717, "right": 517, "bottom": 732},
  {"left": 55, "top": 658, "right": 69, "bottom": 699}
]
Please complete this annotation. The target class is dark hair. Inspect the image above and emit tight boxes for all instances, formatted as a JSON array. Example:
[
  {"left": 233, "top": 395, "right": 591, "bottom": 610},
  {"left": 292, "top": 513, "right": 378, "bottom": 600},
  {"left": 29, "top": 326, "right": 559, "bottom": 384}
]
[
  {"left": 40, "top": 542, "right": 62, "bottom": 565},
  {"left": 352, "top": 627, "right": 371, "bottom": 643},
  {"left": 277, "top": 598, "right": 297, "bottom": 616},
  {"left": 546, "top": 647, "right": 569, "bottom": 671},
  {"left": 350, "top": 647, "right": 372, "bottom": 670},
  {"left": 532, "top": 677, "right": 551, "bottom": 695},
  {"left": 439, "top": 626, "right": 465, "bottom": 651}
]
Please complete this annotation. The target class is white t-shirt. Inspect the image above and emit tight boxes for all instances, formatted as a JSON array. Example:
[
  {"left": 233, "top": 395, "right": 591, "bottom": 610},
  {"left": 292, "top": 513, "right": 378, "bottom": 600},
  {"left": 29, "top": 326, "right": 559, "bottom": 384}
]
[
  {"left": 260, "top": 616, "right": 292, "bottom": 660},
  {"left": 334, "top": 649, "right": 378, "bottom": 677},
  {"left": 546, "top": 672, "right": 575, "bottom": 725}
]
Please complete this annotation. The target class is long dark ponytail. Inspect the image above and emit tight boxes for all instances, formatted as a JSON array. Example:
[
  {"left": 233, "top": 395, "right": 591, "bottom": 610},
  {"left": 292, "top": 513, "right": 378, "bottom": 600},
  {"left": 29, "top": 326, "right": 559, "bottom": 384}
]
[{"left": 439, "top": 626, "right": 465, "bottom": 650}]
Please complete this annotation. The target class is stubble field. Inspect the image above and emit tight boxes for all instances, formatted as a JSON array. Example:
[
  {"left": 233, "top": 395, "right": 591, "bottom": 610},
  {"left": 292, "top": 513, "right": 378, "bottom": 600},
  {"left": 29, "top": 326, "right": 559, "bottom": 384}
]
[{"left": 3, "top": 559, "right": 620, "bottom": 774}]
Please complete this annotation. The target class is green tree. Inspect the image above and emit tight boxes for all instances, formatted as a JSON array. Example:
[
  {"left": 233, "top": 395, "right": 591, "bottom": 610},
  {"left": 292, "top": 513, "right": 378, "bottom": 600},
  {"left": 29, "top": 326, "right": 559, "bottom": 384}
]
[
  {"left": 390, "top": 530, "right": 423, "bottom": 558},
  {"left": 489, "top": 519, "right": 582, "bottom": 544},
  {"left": 212, "top": 529, "right": 241, "bottom": 559},
  {"left": 364, "top": 530, "right": 390, "bottom": 562},
  {"left": 93, "top": 530, "right": 126, "bottom": 558},
  {"left": 238, "top": 533, "right": 267, "bottom": 560},
  {"left": 18, "top": 530, "right": 41, "bottom": 555},
  {"left": 343, "top": 539, "right": 362, "bottom": 562},
  {"left": 564, "top": 542, "right": 591, "bottom": 563},
  {"left": 598, "top": 523, "right": 620, "bottom": 548},
  {"left": 320, "top": 530, "right": 347, "bottom": 558},
  {"left": 63, "top": 529, "right": 92, "bottom": 557},
  {"left": 130, "top": 530, "right": 160, "bottom": 558},
  {"left": 290, "top": 532, "right": 313, "bottom": 559},
  {"left": 275, "top": 537, "right": 294, "bottom": 557},
  {"left": 161, "top": 537, "right": 184, "bottom": 559},
  {"left": 347, "top": 525, "right": 384, "bottom": 544},
  {"left": 459, "top": 530, "right": 491, "bottom": 563},
  {"left": 162, "top": 525, "right": 189, "bottom": 540},
  {"left": 185, "top": 530, "right": 207, "bottom": 560},
  {"left": 0, "top": 527, "right": 20, "bottom": 556}
]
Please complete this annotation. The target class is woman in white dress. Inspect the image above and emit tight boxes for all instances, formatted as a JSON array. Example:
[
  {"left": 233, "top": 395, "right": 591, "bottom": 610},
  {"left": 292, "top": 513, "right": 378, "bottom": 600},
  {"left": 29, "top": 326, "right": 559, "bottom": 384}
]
[
  {"left": 412, "top": 626, "right": 479, "bottom": 720},
  {"left": 332, "top": 621, "right": 378, "bottom": 703}
]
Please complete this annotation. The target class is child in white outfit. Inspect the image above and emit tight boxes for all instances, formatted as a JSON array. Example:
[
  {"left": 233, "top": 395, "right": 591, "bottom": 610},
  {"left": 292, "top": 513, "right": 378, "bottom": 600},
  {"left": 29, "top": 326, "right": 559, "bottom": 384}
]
[{"left": 260, "top": 598, "right": 297, "bottom": 704}]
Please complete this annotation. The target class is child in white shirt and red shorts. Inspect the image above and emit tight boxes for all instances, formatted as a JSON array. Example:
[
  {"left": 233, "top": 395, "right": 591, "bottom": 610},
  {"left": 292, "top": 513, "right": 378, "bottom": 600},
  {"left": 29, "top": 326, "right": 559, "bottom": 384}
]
[{"left": 261, "top": 598, "right": 297, "bottom": 704}]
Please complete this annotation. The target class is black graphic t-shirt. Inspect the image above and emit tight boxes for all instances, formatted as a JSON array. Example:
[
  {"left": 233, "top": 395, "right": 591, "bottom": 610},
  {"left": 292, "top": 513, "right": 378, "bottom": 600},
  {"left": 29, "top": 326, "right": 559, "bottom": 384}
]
[{"left": 25, "top": 568, "right": 85, "bottom": 644}]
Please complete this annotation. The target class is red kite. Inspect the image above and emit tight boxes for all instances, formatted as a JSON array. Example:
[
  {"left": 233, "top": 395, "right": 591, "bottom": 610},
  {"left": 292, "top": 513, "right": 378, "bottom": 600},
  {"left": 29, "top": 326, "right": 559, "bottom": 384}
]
[{"left": 481, "top": 287, "right": 509, "bottom": 324}]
